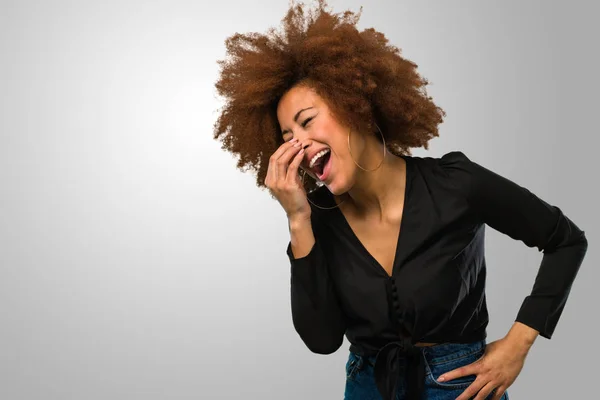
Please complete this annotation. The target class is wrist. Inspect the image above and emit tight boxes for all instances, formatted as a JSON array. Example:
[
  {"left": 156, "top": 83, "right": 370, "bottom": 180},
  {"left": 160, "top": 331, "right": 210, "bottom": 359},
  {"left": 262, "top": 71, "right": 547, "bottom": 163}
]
[
  {"left": 506, "top": 321, "right": 539, "bottom": 353},
  {"left": 288, "top": 213, "right": 311, "bottom": 229}
]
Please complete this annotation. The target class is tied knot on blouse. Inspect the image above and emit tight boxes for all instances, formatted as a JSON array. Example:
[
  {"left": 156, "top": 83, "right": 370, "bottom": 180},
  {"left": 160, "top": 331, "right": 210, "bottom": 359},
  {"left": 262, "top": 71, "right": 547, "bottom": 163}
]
[
  {"left": 374, "top": 338, "right": 426, "bottom": 400},
  {"left": 374, "top": 277, "right": 426, "bottom": 400}
]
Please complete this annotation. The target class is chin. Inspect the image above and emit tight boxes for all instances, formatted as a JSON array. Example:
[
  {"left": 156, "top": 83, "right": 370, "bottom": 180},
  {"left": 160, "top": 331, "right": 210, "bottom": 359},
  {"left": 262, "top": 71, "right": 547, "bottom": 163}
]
[{"left": 325, "top": 176, "right": 351, "bottom": 197}]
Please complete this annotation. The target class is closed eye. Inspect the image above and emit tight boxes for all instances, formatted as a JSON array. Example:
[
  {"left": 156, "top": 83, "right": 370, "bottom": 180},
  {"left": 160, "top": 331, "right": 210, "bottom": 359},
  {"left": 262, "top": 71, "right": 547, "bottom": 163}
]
[{"left": 302, "top": 117, "right": 314, "bottom": 127}]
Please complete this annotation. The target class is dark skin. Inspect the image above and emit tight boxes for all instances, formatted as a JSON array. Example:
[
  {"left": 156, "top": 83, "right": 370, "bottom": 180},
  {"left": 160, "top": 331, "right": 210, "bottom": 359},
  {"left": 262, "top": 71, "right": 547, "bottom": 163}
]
[{"left": 267, "top": 83, "right": 539, "bottom": 400}]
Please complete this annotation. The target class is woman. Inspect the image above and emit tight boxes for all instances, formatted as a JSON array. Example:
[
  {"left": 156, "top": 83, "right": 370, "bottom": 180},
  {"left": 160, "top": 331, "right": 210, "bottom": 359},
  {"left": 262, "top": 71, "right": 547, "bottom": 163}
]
[{"left": 213, "top": 1, "right": 588, "bottom": 399}]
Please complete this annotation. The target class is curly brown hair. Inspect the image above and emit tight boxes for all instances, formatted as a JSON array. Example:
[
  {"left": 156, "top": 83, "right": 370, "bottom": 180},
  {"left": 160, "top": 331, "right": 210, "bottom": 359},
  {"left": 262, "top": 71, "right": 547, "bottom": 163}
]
[{"left": 213, "top": 0, "right": 445, "bottom": 192}]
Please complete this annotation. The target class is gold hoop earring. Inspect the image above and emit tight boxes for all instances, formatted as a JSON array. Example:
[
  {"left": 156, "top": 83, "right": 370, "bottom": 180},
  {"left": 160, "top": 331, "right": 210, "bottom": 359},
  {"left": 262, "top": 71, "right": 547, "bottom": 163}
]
[
  {"left": 348, "top": 123, "right": 386, "bottom": 172},
  {"left": 300, "top": 169, "right": 347, "bottom": 210}
]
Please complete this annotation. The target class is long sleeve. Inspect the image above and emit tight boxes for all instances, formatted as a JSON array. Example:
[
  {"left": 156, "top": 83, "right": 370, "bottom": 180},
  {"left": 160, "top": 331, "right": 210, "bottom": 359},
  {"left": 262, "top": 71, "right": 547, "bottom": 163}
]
[
  {"left": 440, "top": 151, "right": 588, "bottom": 339},
  {"left": 287, "top": 227, "right": 346, "bottom": 354}
]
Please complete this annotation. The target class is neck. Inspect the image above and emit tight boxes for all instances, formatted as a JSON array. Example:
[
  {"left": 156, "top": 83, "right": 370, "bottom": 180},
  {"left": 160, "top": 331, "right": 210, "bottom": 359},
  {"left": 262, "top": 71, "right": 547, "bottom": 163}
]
[{"left": 338, "top": 146, "right": 407, "bottom": 221}]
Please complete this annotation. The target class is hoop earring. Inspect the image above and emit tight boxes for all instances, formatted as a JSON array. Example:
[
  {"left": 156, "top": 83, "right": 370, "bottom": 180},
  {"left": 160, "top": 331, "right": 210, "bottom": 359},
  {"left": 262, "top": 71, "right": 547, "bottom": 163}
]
[
  {"left": 300, "top": 169, "right": 347, "bottom": 210},
  {"left": 348, "top": 123, "right": 386, "bottom": 172}
]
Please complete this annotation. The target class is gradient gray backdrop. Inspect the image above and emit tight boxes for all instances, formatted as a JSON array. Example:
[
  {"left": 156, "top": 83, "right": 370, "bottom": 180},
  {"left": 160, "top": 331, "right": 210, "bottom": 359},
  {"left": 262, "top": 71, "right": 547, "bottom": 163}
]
[{"left": 1, "top": 0, "right": 598, "bottom": 399}]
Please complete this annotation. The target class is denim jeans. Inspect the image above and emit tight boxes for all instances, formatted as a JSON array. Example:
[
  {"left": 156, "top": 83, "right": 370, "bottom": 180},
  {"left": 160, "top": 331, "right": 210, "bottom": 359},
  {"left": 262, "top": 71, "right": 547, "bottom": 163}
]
[{"left": 344, "top": 340, "right": 509, "bottom": 400}]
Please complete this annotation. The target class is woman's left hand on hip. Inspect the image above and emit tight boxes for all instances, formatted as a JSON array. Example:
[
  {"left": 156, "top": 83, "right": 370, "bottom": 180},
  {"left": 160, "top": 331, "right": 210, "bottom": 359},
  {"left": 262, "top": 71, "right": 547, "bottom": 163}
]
[{"left": 436, "top": 336, "right": 528, "bottom": 400}]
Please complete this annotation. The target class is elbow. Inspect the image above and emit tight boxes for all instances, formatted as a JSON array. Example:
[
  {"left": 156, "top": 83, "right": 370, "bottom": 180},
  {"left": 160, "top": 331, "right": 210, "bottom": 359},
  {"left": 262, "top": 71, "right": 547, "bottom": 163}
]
[
  {"left": 552, "top": 229, "right": 588, "bottom": 264},
  {"left": 292, "top": 314, "right": 345, "bottom": 354},
  {"left": 300, "top": 332, "right": 344, "bottom": 355},
  {"left": 544, "top": 214, "right": 588, "bottom": 255},
  {"left": 580, "top": 231, "right": 588, "bottom": 249},
  {"left": 579, "top": 231, "right": 588, "bottom": 258},
  {"left": 571, "top": 229, "right": 588, "bottom": 255}
]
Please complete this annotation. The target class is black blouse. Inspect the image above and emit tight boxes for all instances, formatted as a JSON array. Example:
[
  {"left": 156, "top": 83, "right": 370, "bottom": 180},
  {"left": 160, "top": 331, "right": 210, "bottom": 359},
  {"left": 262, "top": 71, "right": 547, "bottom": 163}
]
[{"left": 286, "top": 151, "right": 588, "bottom": 400}]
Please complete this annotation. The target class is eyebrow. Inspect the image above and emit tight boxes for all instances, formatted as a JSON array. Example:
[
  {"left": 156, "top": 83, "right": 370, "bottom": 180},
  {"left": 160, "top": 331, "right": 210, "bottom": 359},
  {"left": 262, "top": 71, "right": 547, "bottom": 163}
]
[{"left": 281, "top": 107, "right": 314, "bottom": 135}]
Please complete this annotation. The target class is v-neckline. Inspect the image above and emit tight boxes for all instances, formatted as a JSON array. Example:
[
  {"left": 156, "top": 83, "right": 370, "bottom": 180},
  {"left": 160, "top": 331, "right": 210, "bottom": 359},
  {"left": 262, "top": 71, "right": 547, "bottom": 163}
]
[{"left": 330, "top": 155, "right": 412, "bottom": 278}]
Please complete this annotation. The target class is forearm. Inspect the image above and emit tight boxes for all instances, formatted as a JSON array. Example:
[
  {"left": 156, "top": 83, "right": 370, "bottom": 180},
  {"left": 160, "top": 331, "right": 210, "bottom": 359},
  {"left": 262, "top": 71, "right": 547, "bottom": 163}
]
[
  {"left": 291, "top": 279, "right": 346, "bottom": 354},
  {"left": 286, "top": 214, "right": 346, "bottom": 354},
  {"left": 288, "top": 214, "right": 315, "bottom": 259}
]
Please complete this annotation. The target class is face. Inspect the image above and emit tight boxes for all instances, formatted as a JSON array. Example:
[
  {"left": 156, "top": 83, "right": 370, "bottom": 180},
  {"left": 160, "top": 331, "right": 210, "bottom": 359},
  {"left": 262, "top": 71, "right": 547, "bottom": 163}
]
[{"left": 276, "top": 84, "right": 368, "bottom": 195}]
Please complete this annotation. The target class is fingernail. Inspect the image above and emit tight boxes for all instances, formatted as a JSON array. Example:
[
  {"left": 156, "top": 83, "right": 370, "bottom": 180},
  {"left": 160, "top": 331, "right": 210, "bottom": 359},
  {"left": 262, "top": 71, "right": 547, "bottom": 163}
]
[
  {"left": 438, "top": 375, "right": 445, "bottom": 382},
  {"left": 290, "top": 138, "right": 298, "bottom": 143}
]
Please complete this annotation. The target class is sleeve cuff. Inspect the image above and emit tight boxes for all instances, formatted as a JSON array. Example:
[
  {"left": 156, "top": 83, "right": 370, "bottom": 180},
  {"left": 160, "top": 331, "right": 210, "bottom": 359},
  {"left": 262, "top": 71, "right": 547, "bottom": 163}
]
[
  {"left": 287, "top": 240, "right": 319, "bottom": 264},
  {"left": 515, "top": 296, "right": 555, "bottom": 339}
]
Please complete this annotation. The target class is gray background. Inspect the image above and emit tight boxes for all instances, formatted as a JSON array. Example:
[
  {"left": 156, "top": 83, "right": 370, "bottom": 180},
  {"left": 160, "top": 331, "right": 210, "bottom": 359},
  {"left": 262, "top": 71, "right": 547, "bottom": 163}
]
[{"left": 1, "top": 0, "right": 598, "bottom": 399}]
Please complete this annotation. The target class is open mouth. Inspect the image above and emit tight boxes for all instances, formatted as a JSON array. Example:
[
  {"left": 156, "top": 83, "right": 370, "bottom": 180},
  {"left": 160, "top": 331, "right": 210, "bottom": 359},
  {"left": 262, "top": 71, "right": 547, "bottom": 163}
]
[{"left": 309, "top": 148, "right": 332, "bottom": 181}]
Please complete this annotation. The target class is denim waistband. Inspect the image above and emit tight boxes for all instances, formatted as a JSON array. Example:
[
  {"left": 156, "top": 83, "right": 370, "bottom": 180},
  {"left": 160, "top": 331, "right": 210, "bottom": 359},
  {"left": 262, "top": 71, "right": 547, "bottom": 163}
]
[
  {"left": 349, "top": 339, "right": 487, "bottom": 400},
  {"left": 350, "top": 339, "right": 486, "bottom": 363},
  {"left": 421, "top": 339, "right": 486, "bottom": 360}
]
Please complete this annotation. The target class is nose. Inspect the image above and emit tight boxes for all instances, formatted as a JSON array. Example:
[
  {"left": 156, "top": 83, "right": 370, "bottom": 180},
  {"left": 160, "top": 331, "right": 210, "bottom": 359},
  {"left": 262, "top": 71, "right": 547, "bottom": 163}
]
[
  {"left": 299, "top": 141, "right": 311, "bottom": 159},
  {"left": 296, "top": 137, "right": 311, "bottom": 148}
]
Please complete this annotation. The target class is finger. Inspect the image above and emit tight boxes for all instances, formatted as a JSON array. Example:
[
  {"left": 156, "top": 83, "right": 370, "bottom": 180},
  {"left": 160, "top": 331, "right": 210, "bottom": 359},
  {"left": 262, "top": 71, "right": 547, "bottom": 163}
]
[
  {"left": 286, "top": 145, "right": 305, "bottom": 183},
  {"left": 266, "top": 158, "right": 277, "bottom": 188},
  {"left": 266, "top": 147, "right": 283, "bottom": 187},
  {"left": 437, "top": 363, "right": 479, "bottom": 383},
  {"left": 276, "top": 141, "right": 303, "bottom": 183},
  {"left": 474, "top": 381, "right": 500, "bottom": 400},
  {"left": 268, "top": 138, "right": 299, "bottom": 184},
  {"left": 490, "top": 385, "right": 507, "bottom": 400},
  {"left": 276, "top": 142, "right": 302, "bottom": 183},
  {"left": 455, "top": 377, "right": 487, "bottom": 400},
  {"left": 271, "top": 138, "right": 299, "bottom": 160}
]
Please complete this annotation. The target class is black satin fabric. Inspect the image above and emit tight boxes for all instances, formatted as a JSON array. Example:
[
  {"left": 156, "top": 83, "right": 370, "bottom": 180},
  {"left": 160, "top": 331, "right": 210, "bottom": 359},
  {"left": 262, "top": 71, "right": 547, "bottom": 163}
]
[
  {"left": 375, "top": 278, "right": 425, "bottom": 399},
  {"left": 373, "top": 338, "right": 425, "bottom": 400},
  {"left": 287, "top": 150, "right": 588, "bottom": 399}
]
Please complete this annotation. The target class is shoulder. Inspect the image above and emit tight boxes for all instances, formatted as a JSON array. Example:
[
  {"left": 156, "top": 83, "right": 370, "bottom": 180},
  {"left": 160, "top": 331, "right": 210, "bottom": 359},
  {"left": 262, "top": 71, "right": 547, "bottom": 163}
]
[
  {"left": 409, "top": 150, "right": 476, "bottom": 195},
  {"left": 438, "top": 150, "right": 473, "bottom": 168},
  {"left": 416, "top": 149, "right": 474, "bottom": 173},
  {"left": 408, "top": 149, "right": 474, "bottom": 171}
]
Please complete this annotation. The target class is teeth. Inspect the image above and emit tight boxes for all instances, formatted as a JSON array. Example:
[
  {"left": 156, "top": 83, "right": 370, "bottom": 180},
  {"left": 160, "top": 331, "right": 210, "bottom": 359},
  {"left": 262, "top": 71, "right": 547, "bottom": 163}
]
[{"left": 309, "top": 149, "right": 330, "bottom": 169}]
